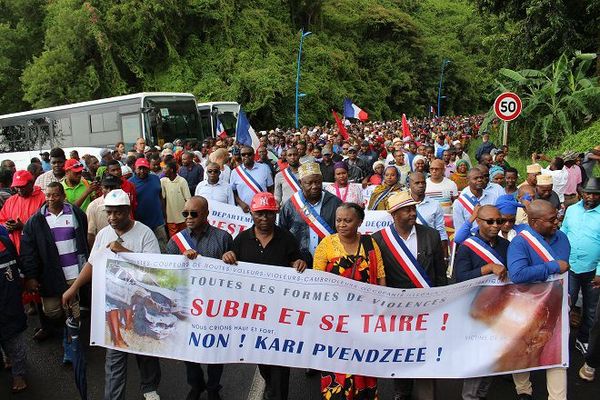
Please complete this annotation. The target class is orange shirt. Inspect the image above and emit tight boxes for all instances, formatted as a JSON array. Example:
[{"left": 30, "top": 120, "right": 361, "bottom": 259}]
[{"left": 0, "top": 186, "right": 46, "bottom": 252}]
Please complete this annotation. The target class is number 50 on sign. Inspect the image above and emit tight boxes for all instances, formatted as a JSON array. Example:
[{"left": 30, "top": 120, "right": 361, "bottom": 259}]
[{"left": 494, "top": 92, "right": 522, "bottom": 122}]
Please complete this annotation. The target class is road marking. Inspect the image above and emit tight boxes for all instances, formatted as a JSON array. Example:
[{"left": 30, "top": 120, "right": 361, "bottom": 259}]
[{"left": 246, "top": 366, "right": 265, "bottom": 400}]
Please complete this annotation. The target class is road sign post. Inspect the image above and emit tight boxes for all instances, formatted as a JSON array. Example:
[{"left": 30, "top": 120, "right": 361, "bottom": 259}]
[{"left": 493, "top": 92, "right": 522, "bottom": 146}]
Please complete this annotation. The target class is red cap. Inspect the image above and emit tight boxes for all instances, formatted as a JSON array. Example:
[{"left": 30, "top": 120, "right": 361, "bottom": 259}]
[
  {"left": 64, "top": 158, "right": 84, "bottom": 172},
  {"left": 134, "top": 158, "right": 151, "bottom": 169},
  {"left": 250, "top": 192, "right": 279, "bottom": 212},
  {"left": 11, "top": 170, "right": 34, "bottom": 187}
]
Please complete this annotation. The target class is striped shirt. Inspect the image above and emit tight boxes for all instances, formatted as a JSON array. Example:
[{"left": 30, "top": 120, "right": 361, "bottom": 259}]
[{"left": 44, "top": 204, "right": 80, "bottom": 280}]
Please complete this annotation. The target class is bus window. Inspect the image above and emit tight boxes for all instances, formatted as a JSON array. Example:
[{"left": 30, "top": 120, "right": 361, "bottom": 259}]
[
  {"left": 219, "top": 111, "right": 237, "bottom": 136},
  {"left": 142, "top": 96, "right": 202, "bottom": 146},
  {"left": 198, "top": 108, "right": 212, "bottom": 139}
]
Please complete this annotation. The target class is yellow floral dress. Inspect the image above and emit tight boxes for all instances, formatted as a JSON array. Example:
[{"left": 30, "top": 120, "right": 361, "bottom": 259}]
[{"left": 313, "top": 234, "right": 385, "bottom": 400}]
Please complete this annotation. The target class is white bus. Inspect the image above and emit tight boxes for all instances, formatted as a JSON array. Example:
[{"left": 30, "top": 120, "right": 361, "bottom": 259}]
[
  {"left": 196, "top": 101, "right": 240, "bottom": 138},
  {"left": 0, "top": 92, "right": 206, "bottom": 156}
]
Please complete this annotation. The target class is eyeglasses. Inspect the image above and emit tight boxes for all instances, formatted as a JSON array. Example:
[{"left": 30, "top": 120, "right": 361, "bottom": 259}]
[
  {"left": 206, "top": 169, "right": 220, "bottom": 174},
  {"left": 181, "top": 211, "right": 199, "bottom": 218},
  {"left": 477, "top": 217, "right": 505, "bottom": 226},
  {"left": 241, "top": 152, "right": 254, "bottom": 157}
]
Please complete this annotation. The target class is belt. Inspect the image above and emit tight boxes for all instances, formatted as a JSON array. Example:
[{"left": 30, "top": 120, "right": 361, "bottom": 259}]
[{"left": 0, "top": 260, "right": 16, "bottom": 270}]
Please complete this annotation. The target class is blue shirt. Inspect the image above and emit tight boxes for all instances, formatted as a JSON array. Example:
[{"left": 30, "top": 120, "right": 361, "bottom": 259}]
[
  {"left": 455, "top": 233, "right": 510, "bottom": 282},
  {"left": 561, "top": 200, "right": 600, "bottom": 275},
  {"left": 507, "top": 225, "right": 571, "bottom": 284},
  {"left": 178, "top": 163, "right": 204, "bottom": 194},
  {"left": 452, "top": 184, "right": 503, "bottom": 232},
  {"left": 416, "top": 196, "right": 448, "bottom": 241},
  {"left": 229, "top": 163, "right": 274, "bottom": 206},
  {"left": 129, "top": 174, "right": 164, "bottom": 229}
]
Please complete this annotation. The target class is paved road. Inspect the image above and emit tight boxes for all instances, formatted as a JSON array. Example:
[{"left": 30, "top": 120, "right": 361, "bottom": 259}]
[{"left": 1, "top": 316, "right": 598, "bottom": 399}]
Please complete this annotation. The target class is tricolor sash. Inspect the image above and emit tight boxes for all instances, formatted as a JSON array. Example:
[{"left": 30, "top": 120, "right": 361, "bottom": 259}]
[
  {"left": 416, "top": 209, "right": 429, "bottom": 227},
  {"left": 457, "top": 192, "right": 479, "bottom": 215},
  {"left": 519, "top": 230, "right": 556, "bottom": 262},
  {"left": 172, "top": 230, "right": 194, "bottom": 253},
  {"left": 380, "top": 226, "right": 432, "bottom": 288},
  {"left": 281, "top": 168, "right": 301, "bottom": 193},
  {"left": 235, "top": 166, "right": 264, "bottom": 194},
  {"left": 289, "top": 191, "right": 334, "bottom": 239},
  {"left": 463, "top": 236, "right": 505, "bottom": 266}
]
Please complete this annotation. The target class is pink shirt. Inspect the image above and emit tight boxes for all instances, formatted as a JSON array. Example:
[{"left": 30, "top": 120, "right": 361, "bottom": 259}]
[{"left": 564, "top": 165, "right": 582, "bottom": 195}]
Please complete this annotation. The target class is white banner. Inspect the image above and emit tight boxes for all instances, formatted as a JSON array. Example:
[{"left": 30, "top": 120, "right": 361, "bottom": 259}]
[
  {"left": 91, "top": 251, "right": 568, "bottom": 378},
  {"left": 207, "top": 200, "right": 392, "bottom": 237}
]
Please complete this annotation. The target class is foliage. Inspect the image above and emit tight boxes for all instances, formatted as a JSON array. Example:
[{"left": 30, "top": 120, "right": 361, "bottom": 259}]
[
  {"left": 481, "top": 52, "right": 600, "bottom": 154},
  {"left": 474, "top": 0, "right": 600, "bottom": 71},
  {"left": 557, "top": 121, "right": 600, "bottom": 155},
  {"left": 0, "top": 0, "right": 498, "bottom": 128}
]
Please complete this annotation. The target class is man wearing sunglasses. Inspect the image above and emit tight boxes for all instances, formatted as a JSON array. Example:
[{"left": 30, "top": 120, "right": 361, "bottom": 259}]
[
  {"left": 166, "top": 196, "right": 233, "bottom": 400},
  {"left": 229, "top": 146, "right": 273, "bottom": 213},
  {"left": 507, "top": 199, "right": 570, "bottom": 400},
  {"left": 195, "top": 162, "right": 235, "bottom": 205}
]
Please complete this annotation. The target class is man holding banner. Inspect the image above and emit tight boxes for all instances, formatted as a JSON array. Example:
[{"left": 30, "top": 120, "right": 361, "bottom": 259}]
[
  {"left": 230, "top": 146, "right": 274, "bottom": 213},
  {"left": 454, "top": 205, "right": 508, "bottom": 400},
  {"left": 507, "top": 200, "right": 570, "bottom": 400},
  {"left": 372, "top": 191, "right": 446, "bottom": 400},
  {"left": 222, "top": 192, "right": 306, "bottom": 400},
  {"left": 274, "top": 147, "right": 301, "bottom": 205},
  {"left": 279, "top": 162, "right": 342, "bottom": 266},
  {"left": 166, "top": 196, "right": 233, "bottom": 400}
]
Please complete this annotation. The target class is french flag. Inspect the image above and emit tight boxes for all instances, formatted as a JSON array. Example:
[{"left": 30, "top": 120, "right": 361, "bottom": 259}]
[
  {"left": 216, "top": 117, "right": 227, "bottom": 139},
  {"left": 343, "top": 98, "right": 368, "bottom": 121},
  {"left": 235, "top": 109, "right": 260, "bottom": 150}
]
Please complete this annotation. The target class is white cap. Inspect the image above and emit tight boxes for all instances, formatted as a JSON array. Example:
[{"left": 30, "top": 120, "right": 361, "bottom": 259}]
[
  {"left": 121, "top": 165, "right": 132, "bottom": 175},
  {"left": 104, "top": 189, "right": 131, "bottom": 206}
]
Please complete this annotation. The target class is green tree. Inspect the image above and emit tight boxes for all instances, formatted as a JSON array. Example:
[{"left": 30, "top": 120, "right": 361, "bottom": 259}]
[{"left": 482, "top": 52, "right": 600, "bottom": 153}]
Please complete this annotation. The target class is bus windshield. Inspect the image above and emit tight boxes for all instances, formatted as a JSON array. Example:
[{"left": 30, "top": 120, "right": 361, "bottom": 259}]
[{"left": 143, "top": 96, "right": 202, "bottom": 146}]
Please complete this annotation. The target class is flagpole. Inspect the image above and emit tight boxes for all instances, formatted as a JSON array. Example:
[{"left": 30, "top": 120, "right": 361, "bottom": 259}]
[
  {"left": 437, "top": 59, "right": 451, "bottom": 116},
  {"left": 295, "top": 29, "right": 312, "bottom": 129}
]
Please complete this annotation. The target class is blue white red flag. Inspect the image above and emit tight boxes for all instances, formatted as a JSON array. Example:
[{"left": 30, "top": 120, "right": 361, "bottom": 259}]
[
  {"left": 343, "top": 98, "right": 368, "bottom": 121},
  {"left": 235, "top": 109, "right": 260, "bottom": 150},
  {"left": 216, "top": 117, "right": 227, "bottom": 139}
]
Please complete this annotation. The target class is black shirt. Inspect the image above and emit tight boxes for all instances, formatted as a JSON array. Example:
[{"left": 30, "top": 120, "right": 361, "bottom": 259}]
[
  {"left": 454, "top": 233, "right": 510, "bottom": 283},
  {"left": 232, "top": 225, "right": 302, "bottom": 267},
  {"left": 320, "top": 161, "right": 335, "bottom": 183}
]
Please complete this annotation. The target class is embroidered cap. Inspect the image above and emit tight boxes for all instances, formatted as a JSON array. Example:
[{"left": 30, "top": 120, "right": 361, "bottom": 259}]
[
  {"left": 536, "top": 174, "right": 553, "bottom": 186},
  {"left": 104, "top": 189, "right": 131, "bottom": 207},
  {"left": 298, "top": 162, "right": 322, "bottom": 180},
  {"left": 250, "top": 192, "right": 279, "bottom": 212},
  {"left": 526, "top": 164, "right": 542, "bottom": 174},
  {"left": 387, "top": 190, "right": 418, "bottom": 214}
]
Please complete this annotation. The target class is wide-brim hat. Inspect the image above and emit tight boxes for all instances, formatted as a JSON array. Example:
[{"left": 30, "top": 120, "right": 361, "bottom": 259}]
[
  {"left": 583, "top": 177, "right": 600, "bottom": 194},
  {"left": 387, "top": 191, "right": 418, "bottom": 213}
]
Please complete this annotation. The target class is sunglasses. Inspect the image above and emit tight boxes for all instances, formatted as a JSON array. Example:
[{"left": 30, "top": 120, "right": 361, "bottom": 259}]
[
  {"left": 181, "top": 211, "right": 199, "bottom": 218},
  {"left": 206, "top": 169, "right": 220, "bottom": 174},
  {"left": 477, "top": 217, "right": 505, "bottom": 226},
  {"left": 241, "top": 152, "right": 254, "bottom": 157},
  {"left": 348, "top": 150, "right": 357, "bottom": 153}
]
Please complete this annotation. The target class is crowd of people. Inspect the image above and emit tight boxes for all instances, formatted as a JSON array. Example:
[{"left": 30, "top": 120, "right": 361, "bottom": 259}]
[{"left": 0, "top": 114, "right": 599, "bottom": 400}]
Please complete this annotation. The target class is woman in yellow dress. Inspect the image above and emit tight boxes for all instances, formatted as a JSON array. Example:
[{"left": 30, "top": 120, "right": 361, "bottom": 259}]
[
  {"left": 313, "top": 202, "right": 386, "bottom": 400},
  {"left": 367, "top": 166, "right": 402, "bottom": 210}
]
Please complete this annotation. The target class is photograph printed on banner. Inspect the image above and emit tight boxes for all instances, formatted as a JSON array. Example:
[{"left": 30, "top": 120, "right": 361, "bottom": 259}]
[{"left": 104, "top": 259, "right": 189, "bottom": 353}]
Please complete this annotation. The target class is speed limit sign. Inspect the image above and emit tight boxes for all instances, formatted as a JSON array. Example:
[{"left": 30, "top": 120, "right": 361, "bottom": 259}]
[{"left": 494, "top": 92, "right": 522, "bottom": 121}]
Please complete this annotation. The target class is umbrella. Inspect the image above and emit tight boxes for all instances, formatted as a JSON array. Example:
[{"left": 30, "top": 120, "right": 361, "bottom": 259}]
[{"left": 65, "top": 309, "right": 88, "bottom": 400}]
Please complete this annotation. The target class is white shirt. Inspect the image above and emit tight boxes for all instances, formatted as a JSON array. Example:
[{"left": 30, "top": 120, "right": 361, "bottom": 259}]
[
  {"left": 195, "top": 180, "right": 235, "bottom": 205},
  {"left": 542, "top": 167, "right": 569, "bottom": 202},
  {"left": 89, "top": 221, "right": 160, "bottom": 267},
  {"left": 400, "top": 225, "right": 418, "bottom": 258},
  {"left": 425, "top": 177, "right": 458, "bottom": 214}
]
